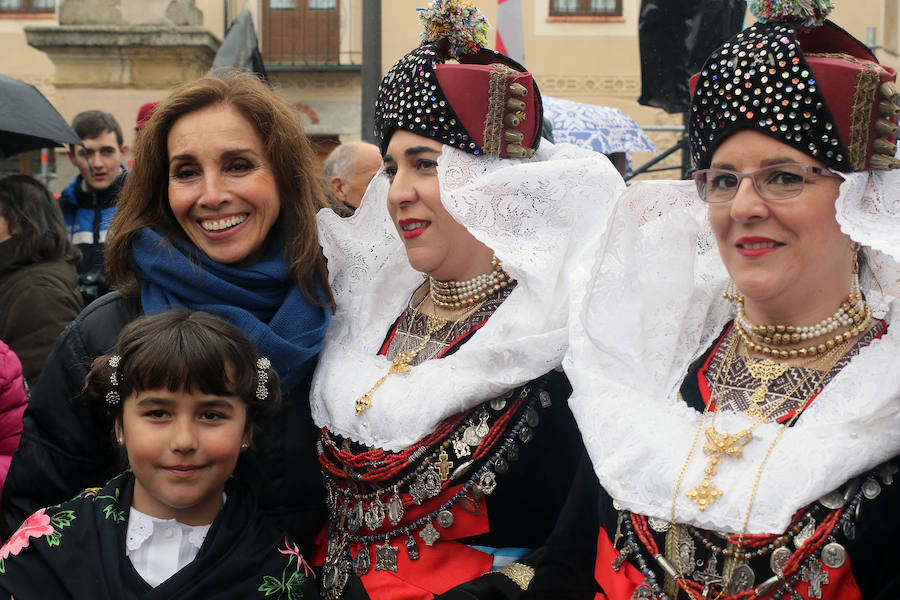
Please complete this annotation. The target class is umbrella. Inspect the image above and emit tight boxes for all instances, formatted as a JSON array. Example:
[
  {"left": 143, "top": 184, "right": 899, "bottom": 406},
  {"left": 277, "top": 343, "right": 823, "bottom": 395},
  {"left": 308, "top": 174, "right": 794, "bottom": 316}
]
[
  {"left": 542, "top": 95, "right": 657, "bottom": 155},
  {"left": 0, "top": 73, "right": 82, "bottom": 158}
]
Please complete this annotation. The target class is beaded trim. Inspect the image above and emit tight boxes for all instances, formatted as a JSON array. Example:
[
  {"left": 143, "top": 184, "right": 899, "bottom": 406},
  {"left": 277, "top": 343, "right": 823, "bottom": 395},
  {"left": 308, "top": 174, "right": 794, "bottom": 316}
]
[
  {"left": 849, "top": 66, "right": 883, "bottom": 170},
  {"left": 482, "top": 68, "right": 508, "bottom": 156}
]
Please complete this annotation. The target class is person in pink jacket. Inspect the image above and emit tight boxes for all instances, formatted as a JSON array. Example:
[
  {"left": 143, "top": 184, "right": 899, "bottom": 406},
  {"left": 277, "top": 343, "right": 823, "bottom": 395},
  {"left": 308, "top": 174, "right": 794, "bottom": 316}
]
[{"left": 0, "top": 340, "right": 26, "bottom": 502}]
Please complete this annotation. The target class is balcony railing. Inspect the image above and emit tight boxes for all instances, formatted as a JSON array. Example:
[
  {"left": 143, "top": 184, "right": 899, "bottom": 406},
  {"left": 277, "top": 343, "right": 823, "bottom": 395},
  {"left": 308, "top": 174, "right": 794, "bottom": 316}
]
[{"left": 224, "top": 0, "right": 362, "bottom": 69}]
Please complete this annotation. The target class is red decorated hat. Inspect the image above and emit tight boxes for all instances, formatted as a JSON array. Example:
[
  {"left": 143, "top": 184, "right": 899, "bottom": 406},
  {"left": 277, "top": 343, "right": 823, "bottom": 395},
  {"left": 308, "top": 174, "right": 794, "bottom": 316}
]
[
  {"left": 374, "top": 0, "right": 542, "bottom": 159},
  {"left": 689, "top": 3, "right": 899, "bottom": 172}
]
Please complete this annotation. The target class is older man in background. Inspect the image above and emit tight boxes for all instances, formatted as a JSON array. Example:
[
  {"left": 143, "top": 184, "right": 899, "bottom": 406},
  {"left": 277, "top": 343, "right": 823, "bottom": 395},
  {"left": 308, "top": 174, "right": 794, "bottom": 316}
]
[{"left": 323, "top": 141, "right": 382, "bottom": 216}]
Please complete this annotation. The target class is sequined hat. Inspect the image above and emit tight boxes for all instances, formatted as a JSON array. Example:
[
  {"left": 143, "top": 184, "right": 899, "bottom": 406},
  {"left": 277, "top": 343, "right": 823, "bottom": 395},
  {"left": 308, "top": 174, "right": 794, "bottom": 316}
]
[
  {"left": 689, "top": 17, "right": 899, "bottom": 172},
  {"left": 374, "top": 1, "right": 542, "bottom": 159}
]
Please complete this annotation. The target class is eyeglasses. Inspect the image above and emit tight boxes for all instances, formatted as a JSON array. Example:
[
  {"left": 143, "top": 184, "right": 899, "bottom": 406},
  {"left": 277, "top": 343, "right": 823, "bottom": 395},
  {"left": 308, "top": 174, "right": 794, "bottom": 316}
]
[{"left": 691, "top": 163, "right": 841, "bottom": 204}]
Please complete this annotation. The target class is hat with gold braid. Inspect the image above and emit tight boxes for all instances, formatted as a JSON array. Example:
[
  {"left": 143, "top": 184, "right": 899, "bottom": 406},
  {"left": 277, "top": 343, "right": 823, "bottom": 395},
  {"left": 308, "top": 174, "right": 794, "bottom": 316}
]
[
  {"left": 374, "top": 0, "right": 542, "bottom": 159},
  {"left": 689, "top": 0, "right": 899, "bottom": 172}
]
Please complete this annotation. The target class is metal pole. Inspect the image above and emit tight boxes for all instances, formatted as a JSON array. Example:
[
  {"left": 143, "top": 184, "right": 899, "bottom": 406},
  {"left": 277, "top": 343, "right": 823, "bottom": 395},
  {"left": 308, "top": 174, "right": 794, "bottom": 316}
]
[{"left": 361, "top": 0, "right": 382, "bottom": 144}]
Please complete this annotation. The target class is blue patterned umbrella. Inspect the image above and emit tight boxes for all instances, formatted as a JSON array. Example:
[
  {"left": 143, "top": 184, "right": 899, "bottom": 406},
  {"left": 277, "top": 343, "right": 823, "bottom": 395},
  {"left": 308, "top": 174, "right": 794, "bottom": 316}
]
[{"left": 542, "top": 96, "right": 657, "bottom": 155}]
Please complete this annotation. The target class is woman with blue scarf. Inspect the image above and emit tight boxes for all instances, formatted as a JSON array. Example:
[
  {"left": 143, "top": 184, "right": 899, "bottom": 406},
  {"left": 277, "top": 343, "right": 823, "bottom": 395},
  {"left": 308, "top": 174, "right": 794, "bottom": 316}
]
[{"left": 1, "top": 69, "right": 333, "bottom": 554}]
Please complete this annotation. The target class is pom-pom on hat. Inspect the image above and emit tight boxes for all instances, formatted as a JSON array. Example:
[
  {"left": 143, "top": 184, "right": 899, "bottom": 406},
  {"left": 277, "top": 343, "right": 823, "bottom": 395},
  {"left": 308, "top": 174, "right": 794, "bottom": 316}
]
[
  {"left": 374, "top": 0, "right": 542, "bottom": 159},
  {"left": 689, "top": 0, "right": 899, "bottom": 172}
]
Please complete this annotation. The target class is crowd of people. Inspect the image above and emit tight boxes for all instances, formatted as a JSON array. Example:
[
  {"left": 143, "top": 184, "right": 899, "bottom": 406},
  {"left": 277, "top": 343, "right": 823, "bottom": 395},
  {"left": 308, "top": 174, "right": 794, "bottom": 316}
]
[{"left": 0, "top": 0, "right": 896, "bottom": 599}]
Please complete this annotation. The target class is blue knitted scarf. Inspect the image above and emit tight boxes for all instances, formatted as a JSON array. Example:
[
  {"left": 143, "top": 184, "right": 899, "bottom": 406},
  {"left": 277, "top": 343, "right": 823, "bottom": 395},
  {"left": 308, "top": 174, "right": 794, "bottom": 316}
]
[{"left": 131, "top": 228, "right": 331, "bottom": 392}]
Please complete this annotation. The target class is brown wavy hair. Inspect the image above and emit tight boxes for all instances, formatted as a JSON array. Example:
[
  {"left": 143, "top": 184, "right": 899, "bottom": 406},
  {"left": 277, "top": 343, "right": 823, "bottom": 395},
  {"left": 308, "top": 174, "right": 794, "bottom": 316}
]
[{"left": 106, "top": 68, "right": 332, "bottom": 305}]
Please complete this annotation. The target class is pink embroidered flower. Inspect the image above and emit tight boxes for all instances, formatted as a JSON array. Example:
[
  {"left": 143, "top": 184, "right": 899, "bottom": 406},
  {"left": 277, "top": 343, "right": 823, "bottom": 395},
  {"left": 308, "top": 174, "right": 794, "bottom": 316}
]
[
  {"left": 278, "top": 537, "right": 314, "bottom": 577},
  {"left": 0, "top": 509, "right": 55, "bottom": 560}
]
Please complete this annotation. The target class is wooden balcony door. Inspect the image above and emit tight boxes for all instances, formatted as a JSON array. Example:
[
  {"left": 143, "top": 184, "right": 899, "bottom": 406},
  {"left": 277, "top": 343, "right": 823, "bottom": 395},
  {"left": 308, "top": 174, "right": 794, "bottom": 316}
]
[{"left": 263, "top": 0, "right": 340, "bottom": 65}]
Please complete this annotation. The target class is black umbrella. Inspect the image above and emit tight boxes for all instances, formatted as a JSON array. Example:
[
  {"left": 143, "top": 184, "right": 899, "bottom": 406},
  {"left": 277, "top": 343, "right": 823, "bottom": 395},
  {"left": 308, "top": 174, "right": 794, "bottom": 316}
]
[{"left": 0, "top": 73, "right": 83, "bottom": 158}]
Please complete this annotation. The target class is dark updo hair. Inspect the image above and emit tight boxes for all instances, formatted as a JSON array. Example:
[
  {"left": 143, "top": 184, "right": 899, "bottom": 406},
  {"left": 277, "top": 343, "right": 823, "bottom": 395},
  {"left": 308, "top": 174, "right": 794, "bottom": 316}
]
[
  {"left": 83, "top": 310, "right": 280, "bottom": 430},
  {"left": 0, "top": 174, "right": 80, "bottom": 264}
]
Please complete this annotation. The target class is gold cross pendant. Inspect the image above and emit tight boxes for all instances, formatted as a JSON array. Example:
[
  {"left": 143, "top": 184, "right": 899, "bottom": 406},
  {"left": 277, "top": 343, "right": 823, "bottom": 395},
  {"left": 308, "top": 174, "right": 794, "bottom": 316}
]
[{"left": 686, "top": 427, "right": 753, "bottom": 510}]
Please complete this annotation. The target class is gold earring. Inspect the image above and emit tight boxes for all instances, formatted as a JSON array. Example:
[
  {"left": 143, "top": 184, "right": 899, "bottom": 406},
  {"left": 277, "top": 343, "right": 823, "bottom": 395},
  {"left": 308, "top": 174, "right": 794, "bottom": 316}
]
[{"left": 851, "top": 241, "right": 861, "bottom": 275}]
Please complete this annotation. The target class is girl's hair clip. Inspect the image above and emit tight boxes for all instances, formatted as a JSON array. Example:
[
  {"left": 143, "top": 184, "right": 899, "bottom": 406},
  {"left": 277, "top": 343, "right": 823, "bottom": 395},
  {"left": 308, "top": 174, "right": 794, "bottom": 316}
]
[
  {"left": 106, "top": 354, "right": 122, "bottom": 406},
  {"left": 256, "top": 358, "right": 271, "bottom": 401}
]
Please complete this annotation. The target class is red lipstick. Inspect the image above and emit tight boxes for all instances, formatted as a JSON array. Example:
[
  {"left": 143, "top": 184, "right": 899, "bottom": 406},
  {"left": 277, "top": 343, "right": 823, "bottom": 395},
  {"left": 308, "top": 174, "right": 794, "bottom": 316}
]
[
  {"left": 735, "top": 236, "right": 784, "bottom": 258},
  {"left": 398, "top": 218, "right": 430, "bottom": 239}
]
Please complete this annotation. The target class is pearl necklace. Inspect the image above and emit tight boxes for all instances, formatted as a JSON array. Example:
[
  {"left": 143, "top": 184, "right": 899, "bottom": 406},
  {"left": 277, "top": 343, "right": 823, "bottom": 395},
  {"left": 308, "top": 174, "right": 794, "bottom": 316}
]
[
  {"left": 735, "top": 275, "right": 864, "bottom": 345},
  {"left": 428, "top": 256, "right": 513, "bottom": 308}
]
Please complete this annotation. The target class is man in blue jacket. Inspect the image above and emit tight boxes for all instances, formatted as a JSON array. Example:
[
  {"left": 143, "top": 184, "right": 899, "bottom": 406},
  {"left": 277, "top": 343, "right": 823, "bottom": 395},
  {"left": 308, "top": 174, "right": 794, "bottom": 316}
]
[{"left": 61, "top": 110, "right": 128, "bottom": 304}]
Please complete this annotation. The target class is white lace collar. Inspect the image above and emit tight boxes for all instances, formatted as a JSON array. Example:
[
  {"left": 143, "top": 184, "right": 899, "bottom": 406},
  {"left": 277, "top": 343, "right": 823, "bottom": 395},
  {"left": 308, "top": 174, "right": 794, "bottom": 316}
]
[
  {"left": 126, "top": 506, "right": 214, "bottom": 553},
  {"left": 565, "top": 176, "right": 900, "bottom": 535},
  {"left": 312, "top": 142, "right": 625, "bottom": 451}
]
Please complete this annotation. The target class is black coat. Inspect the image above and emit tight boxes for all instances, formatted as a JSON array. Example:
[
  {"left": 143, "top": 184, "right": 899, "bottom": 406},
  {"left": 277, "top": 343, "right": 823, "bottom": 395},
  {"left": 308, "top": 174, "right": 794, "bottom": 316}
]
[
  {"left": 1, "top": 292, "right": 328, "bottom": 553},
  {"left": 0, "top": 237, "right": 82, "bottom": 387},
  {"left": 0, "top": 471, "right": 321, "bottom": 599}
]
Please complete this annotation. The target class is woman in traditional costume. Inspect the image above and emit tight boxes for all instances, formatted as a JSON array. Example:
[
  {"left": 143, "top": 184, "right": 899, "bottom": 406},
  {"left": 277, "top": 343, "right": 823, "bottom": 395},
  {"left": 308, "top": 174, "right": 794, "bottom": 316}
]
[
  {"left": 311, "top": 2, "right": 624, "bottom": 599},
  {"left": 561, "top": 2, "right": 900, "bottom": 598}
]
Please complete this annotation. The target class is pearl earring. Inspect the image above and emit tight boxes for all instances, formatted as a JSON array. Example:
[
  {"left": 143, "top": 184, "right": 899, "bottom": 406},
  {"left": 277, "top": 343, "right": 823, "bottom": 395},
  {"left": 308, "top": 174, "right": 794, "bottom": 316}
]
[{"left": 241, "top": 442, "right": 249, "bottom": 450}]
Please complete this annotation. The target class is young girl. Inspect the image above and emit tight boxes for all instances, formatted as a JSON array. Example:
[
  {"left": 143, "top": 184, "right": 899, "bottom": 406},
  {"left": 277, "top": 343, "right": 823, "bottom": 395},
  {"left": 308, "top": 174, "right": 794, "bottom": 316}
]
[{"left": 0, "top": 310, "right": 319, "bottom": 599}]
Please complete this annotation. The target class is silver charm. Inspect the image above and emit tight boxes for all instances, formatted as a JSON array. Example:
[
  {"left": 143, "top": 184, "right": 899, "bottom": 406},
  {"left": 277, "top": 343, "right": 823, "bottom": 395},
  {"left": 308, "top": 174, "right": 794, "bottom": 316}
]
[
  {"left": 525, "top": 406, "right": 539, "bottom": 427},
  {"left": 821, "top": 542, "right": 847, "bottom": 569},
  {"left": 490, "top": 397, "right": 507, "bottom": 411},
  {"left": 630, "top": 583, "right": 654, "bottom": 599},
  {"left": 675, "top": 528, "right": 696, "bottom": 576},
  {"left": 388, "top": 489, "right": 404, "bottom": 526},
  {"left": 794, "top": 519, "right": 815, "bottom": 549},
  {"left": 422, "top": 468, "right": 442, "bottom": 498},
  {"left": 800, "top": 559, "right": 830, "bottom": 599},
  {"left": 452, "top": 437, "right": 471, "bottom": 459},
  {"left": 727, "top": 563, "right": 755, "bottom": 594},
  {"left": 406, "top": 533, "right": 420, "bottom": 560},
  {"left": 692, "top": 554, "right": 725, "bottom": 595},
  {"left": 463, "top": 425, "right": 481, "bottom": 447},
  {"left": 878, "top": 462, "right": 898, "bottom": 485},
  {"left": 458, "top": 492, "right": 480, "bottom": 514},
  {"left": 409, "top": 477, "right": 427, "bottom": 506},
  {"left": 770, "top": 547, "right": 792, "bottom": 574},
  {"left": 471, "top": 485, "right": 484, "bottom": 501},
  {"left": 507, "top": 441, "right": 520, "bottom": 461},
  {"left": 348, "top": 502, "right": 364, "bottom": 533},
  {"left": 478, "top": 471, "right": 497, "bottom": 495},
  {"left": 474, "top": 411, "right": 490, "bottom": 438},
  {"left": 493, "top": 457, "right": 509, "bottom": 475},
  {"left": 818, "top": 489, "right": 845, "bottom": 509},
  {"left": 365, "top": 497, "right": 386, "bottom": 531},
  {"left": 353, "top": 545, "right": 371, "bottom": 576},
  {"left": 374, "top": 542, "right": 398, "bottom": 572},
  {"left": 322, "top": 536, "right": 350, "bottom": 600},
  {"left": 538, "top": 390, "right": 552, "bottom": 408},
  {"left": 436, "top": 509, "right": 454, "bottom": 528},
  {"left": 648, "top": 517, "right": 670, "bottom": 533},
  {"left": 519, "top": 425, "right": 533, "bottom": 444},
  {"left": 842, "top": 519, "right": 856, "bottom": 540},
  {"left": 611, "top": 540, "right": 637, "bottom": 571},
  {"left": 451, "top": 460, "right": 473, "bottom": 481},
  {"left": 612, "top": 512, "right": 625, "bottom": 549},
  {"left": 420, "top": 522, "right": 440, "bottom": 546},
  {"left": 862, "top": 477, "right": 881, "bottom": 499}
]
